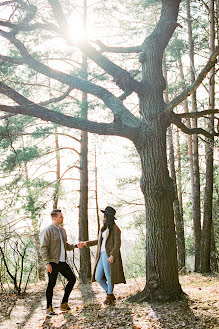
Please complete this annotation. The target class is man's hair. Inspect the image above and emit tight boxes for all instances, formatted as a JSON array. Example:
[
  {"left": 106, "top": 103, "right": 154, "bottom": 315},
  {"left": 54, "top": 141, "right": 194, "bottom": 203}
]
[{"left": 51, "top": 209, "right": 62, "bottom": 218}]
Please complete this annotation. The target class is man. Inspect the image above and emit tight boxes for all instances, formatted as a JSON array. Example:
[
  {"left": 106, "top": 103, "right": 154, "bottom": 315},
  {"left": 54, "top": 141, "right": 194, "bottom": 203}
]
[{"left": 40, "top": 209, "right": 82, "bottom": 315}]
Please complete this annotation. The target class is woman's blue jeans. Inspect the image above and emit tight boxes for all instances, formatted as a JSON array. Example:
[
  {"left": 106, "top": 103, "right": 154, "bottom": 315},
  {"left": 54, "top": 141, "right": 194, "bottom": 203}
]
[{"left": 95, "top": 251, "right": 114, "bottom": 294}]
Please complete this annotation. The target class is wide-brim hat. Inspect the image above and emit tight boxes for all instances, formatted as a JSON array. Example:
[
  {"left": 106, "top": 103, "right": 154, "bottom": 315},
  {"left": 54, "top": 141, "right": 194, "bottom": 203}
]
[{"left": 101, "top": 206, "right": 117, "bottom": 219}]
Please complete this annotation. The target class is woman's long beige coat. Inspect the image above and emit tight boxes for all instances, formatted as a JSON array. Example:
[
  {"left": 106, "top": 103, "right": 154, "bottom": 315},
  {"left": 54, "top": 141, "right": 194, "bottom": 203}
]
[{"left": 85, "top": 224, "right": 126, "bottom": 285}]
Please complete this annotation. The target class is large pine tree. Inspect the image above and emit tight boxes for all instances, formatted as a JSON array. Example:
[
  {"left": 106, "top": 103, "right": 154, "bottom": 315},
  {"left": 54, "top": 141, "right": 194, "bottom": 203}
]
[{"left": 0, "top": 0, "right": 218, "bottom": 301}]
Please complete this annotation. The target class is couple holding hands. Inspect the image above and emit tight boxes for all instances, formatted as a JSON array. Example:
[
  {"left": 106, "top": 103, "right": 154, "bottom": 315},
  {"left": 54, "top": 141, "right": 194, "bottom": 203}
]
[{"left": 40, "top": 206, "right": 126, "bottom": 315}]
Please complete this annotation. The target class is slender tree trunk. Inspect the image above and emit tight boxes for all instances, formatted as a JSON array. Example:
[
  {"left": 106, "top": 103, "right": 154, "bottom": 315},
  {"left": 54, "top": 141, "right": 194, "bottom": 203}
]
[
  {"left": 79, "top": 0, "right": 91, "bottom": 283},
  {"left": 210, "top": 225, "right": 218, "bottom": 272},
  {"left": 163, "top": 53, "right": 185, "bottom": 270},
  {"left": 200, "top": 0, "right": 215, "bottom": 273},
  {"left": 167, "top": 127, "right": 185, "bottom": 270},
  {"left": 176, "top": 128, "right": 183, "bottom": 220},
  {"left": 53, "top": 127, "right": 61, "bottom": 209},
  {"left": 186, "top": 0, "right": 201, "bottom": 271},
  {"left": 94, "top": 143, "right": 100, "bottom": 233},
  {"left": 23, "top": 154, "right": 44, "bottom": 281}
]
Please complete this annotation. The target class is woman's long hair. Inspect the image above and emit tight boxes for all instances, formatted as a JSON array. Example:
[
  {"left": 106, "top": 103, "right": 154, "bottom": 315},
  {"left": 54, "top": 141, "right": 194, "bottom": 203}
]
[{"left": 101, "top": 213, "right": 115, "bottom": 232}]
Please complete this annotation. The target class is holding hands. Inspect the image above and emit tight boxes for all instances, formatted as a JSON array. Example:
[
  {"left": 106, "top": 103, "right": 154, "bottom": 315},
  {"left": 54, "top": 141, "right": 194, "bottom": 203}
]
[{"left": 77, "top": 241, "right": 86, "bottom": 248}]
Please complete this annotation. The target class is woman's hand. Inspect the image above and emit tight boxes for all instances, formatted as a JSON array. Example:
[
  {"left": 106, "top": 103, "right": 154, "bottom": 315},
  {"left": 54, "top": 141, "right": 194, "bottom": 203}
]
[{"left": 108, "top": 255, "right": 114, "bottom": 263}]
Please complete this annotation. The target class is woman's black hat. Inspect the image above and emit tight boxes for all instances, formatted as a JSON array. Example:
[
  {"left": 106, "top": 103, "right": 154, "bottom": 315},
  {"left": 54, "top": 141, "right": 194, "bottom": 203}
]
[{"left": 101, "top": 206, "right": 117, "bottom": 219}]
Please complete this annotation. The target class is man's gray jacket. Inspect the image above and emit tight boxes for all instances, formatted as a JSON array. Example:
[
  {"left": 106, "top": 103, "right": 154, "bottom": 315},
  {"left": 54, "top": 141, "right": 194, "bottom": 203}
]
[{"left": 40, "top": 222, "right": 75, "bottom": 264}]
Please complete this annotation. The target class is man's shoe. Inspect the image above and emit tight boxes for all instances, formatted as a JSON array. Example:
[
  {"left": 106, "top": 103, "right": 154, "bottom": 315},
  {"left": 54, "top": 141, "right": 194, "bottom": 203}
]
[
  {"left": 103, "top": 294, "right": 116, "bottom": 304},
  {"left": 46, "top": 306, "right": 56, "bottom": 315},
  {"left": 60, "top": 302, "right": 71, "bottom": 311}
]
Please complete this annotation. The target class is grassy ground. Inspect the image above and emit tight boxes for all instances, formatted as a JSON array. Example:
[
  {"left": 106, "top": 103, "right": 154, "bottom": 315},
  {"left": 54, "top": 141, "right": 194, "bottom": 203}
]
[{"left": 0, "top": 273, "right": 218, "bottom": 328}]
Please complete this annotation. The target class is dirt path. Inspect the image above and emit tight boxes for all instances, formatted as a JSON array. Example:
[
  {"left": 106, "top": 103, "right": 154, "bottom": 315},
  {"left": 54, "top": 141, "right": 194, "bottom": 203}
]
[{"left": 0, "top": 275, "right": 218, "bottom": 329}]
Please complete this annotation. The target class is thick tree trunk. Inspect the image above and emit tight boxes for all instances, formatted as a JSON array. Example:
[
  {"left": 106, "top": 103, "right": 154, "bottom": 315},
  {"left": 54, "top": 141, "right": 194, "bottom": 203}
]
[
  {"left": 200, "top": 0, "right": 215, "bottom": 273},
  {"left": 131, "top": 117, "right": 182, "bottom": 301},
  {"left": 128, "top": 0, "right": 183, "bottom": 301}
]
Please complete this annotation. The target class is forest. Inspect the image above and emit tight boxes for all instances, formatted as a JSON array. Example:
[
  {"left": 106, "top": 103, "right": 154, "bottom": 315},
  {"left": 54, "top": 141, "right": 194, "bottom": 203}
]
[{"left": 0, "top": 0, "right": 218, "bottom": 328}]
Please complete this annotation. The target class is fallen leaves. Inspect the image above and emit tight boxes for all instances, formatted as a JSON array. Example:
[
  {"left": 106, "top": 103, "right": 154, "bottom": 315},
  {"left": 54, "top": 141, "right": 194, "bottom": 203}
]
[{"left": 0, "top": 273, "right": 218, "bottom": 329}]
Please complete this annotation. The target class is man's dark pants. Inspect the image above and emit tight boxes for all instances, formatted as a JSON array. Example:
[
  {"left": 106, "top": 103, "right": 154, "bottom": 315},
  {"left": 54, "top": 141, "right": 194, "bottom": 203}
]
[{"left": 46, "top": 262, "right": 76, "bottom": 308}]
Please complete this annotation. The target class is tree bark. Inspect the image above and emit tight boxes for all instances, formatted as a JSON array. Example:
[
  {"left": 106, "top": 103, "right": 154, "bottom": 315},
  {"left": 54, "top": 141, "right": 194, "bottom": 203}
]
[
  {"left": 78, "top": 0, "right": 91, "bottom": 283},
  {"left": 186, "top": 0, "right": 201, "bottom": 271},
  {"left": 24, "top": 157, "right": 44, "bottom": 281},
  {"left": 132, "top": 117, "right": 182, "bottom": 301},
  {"left": 200, "top": 0, "right": 215, "bottom": 273},
  {"left": 53, "top": 126, "right": 61, "bottom": 209},
  {"left": 163, "top": 53, "right": 185, "bottom": 271},
  {"left": 167, "top": 127, "right": 186, "bottom": 270}
]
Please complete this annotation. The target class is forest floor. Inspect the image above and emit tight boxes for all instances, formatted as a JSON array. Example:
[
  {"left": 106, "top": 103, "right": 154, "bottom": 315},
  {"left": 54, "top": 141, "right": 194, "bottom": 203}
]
[{"left": 0, "top": 273, "right": 218, "bottom": 329}]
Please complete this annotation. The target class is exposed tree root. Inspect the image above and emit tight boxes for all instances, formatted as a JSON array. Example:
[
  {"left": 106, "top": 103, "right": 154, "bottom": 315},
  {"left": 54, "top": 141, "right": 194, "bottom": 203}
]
[{"left": 127, "top": 285, "right": 185, "bottom": 303}]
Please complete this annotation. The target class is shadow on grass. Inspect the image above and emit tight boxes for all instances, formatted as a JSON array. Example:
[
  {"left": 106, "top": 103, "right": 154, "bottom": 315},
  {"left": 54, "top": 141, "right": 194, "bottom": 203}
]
[
  {"left": 0, "top": 293, "right": 18, "bottom": 324},
  {"left": 41, "top": 311, "right": 78, "bottom": 329},
  {"left": 16, "top": 288, "right": 45, "bottom": 327},
  {"left": 79, "top": 302, "right": 134, "bottom": 329},
  {"left": 78, "top": 282, "right": 98, "bottom": 304},
  {"left": 78, "top": 283, "right": 134, "bottom": 328},
  {"left": 146, "top": 296, "right": 218, "bottom": 329}
]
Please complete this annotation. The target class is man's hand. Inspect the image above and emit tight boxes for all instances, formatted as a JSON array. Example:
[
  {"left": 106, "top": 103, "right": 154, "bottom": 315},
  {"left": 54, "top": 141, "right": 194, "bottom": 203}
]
[
  {"left": 78, "top": 241, "right": 86, "bottom": 248},
  {"left": 108, "top": 255, "right": 114, "bottom": 263},
  {"left": 46, "top": 263, "right": 52, "bottom": 273}
]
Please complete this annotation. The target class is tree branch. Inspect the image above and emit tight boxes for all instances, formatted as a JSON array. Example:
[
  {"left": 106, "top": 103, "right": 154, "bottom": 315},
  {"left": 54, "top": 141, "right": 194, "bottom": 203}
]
[
  {"left": 0, "top": 82, "right": 138, "bottom": 139},
  {"left": 94, "top": 40, "right": 143, "bottom": 53},
  {"left": 0, "top": 54, "right": 24, "bottom": 65},
  {"left": 39, "top": 87, "right": 73, "bottom": 106},
  {"left": 166, "top": 46, "right": 219, "bottom": 112},
  {"left": 46, "top": 0, "right": 143, "bottom": 94},
  {"left": 0, "top": 104, "right": 137, "bottom": 139},
  {"left": 0, "top": 20, "right": 58, "bottom": 33},
  {"left": 177, "top": 109, "right": 219, "bottom": 119},
  {"left": 170, "top": 113, "right": 219, "bottom": 139},
  {"left": 77, "top": 41, "right": 143, "bottom": 94},
  {"left": 0, "top": 30, "right": 139, "bottom": 128},
  {"left": 142, "top": 0, "right": 181, "bottom": 53}
]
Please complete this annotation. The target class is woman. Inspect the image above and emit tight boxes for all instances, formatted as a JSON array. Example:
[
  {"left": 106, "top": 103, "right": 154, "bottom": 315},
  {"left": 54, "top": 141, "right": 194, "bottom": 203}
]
[{"left": 83, "top": 206, "right": 126, "bottom": 304}]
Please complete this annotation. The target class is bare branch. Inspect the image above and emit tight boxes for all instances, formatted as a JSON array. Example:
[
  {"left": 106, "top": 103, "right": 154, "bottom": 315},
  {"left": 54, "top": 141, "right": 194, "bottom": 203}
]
[
  {"left": 0, "top": 54, "right": 24, "bottom": 65},
  {"left": 47, "top": 0, "right": 68, "bottom": 30},
  {"left": 94, "top": 40, "right": 143, "bottom": 53},
  {"left": 0, "top": 113, "right": 16, "bottom": 120},
  {"left": 0, "top": 31, "right": 139, "bottom": 128},
  {"left": 39, "top": 87, "right": 73, "bottom": 106},
  {"left": 0, "top": 83, "right": 138, "bottom": 139},
  {"left": 0, "top": 104, "right": 137, "bottom": 139},
  {"left": 46, "top": 0, "right": 143, "bottom": 94},
  {"left": 166, "top": 47, "right": 219, "bottom": 112},
  {"left": 77, "top": 41, "right": 143, "bottom": 94},
  {"left": 199, "top": 0, "right": 209, "bottom": 11},
  {"left": 177, "top": 109, "right": 219, "bottom": 119},
  {"left": 170, "top": 113, "right": 219, "bottom": 139},
  {"left": 0, "top": 20, "right": 58, "bottom": 33}
]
